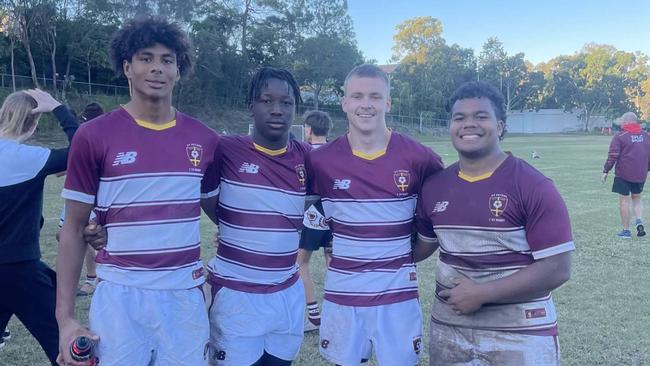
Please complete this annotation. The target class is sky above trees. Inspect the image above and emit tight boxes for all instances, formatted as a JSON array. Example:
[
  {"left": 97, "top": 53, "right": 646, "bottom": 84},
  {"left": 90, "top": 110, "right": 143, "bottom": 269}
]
[{"left": 348, "top": 0, "right": 650, "bottom": 65}]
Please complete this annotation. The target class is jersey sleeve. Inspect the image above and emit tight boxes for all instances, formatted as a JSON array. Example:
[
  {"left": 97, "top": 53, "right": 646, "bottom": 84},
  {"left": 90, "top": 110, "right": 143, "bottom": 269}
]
[
  {"left": 61, "top": 125, "right": 100, "bottom": 205},
  {"left": 524, "top": 179, "right": 575, "bottom": 260},
  {"left": 415, "top": 180, "right": 437, "bottom": 243},
  {"left": 201, "top": 135, "right": 221, "bottom": 199},
  {"left": 603, "top": 135, "right": 621, "bottom": 173}
]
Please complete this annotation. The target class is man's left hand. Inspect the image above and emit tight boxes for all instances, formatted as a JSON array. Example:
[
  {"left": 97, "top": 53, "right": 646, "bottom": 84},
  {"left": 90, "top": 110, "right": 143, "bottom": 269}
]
[
  {"left": 438, "top": 277, "right": 488, "bottom": 315},
  {"left": 83, "top": 223, "right": 107, "bottom": 250}
]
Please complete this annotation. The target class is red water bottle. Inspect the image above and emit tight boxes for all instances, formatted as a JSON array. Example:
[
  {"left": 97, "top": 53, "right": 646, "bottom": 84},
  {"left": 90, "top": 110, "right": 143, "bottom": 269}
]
[{"left": 70, "top": 336, "right": 98, "bottom": 365}]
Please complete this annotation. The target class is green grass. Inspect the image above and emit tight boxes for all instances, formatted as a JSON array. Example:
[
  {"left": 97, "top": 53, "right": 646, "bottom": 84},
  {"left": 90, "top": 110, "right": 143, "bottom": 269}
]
[{"left": 2, "top": 134, "right": 649, "bottom": 365}]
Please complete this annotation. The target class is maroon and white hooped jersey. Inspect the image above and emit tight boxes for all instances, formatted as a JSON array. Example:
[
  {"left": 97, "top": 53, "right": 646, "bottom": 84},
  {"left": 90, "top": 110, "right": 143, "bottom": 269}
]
[
  {"left": 63, "top": 107, "right": 220, "bottom": 290},
  {"left": 308, "top": 133, "right": 443, "bottom": 306},
  {"left": 207, "top": 135, "right": 311, "bottom": 293},
  {"left": 416, "top": 154, "right": 575, "bottom": 335}
]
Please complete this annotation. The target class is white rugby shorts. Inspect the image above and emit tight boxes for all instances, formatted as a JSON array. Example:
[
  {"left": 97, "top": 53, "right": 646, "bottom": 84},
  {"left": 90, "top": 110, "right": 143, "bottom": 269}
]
[
  {"left": 319, "top": 298, "right": 423, "bottom": 366},
  {"left": 90, "top": 281, "right": 209, "bottom": 366},
  {"left": 208, "top": 280, "right": 305, "bottom": 365}
]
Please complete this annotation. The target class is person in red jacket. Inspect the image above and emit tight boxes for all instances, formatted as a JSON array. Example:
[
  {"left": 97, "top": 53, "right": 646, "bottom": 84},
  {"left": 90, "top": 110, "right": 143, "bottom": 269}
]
[{"left": 602, "top": 112, "right": 650, "bottom": 239}]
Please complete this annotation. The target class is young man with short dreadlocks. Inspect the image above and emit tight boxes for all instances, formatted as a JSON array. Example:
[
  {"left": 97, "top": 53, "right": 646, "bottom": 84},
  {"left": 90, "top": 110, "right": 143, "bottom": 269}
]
[{"left": 206, "top": 67, "right": 311, "bottom": 366}]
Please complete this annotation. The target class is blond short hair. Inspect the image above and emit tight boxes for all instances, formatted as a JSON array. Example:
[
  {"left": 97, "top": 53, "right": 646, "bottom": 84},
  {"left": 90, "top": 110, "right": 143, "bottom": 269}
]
[{"left": 0, "top": 91, "right": 41, "bottom": 140}]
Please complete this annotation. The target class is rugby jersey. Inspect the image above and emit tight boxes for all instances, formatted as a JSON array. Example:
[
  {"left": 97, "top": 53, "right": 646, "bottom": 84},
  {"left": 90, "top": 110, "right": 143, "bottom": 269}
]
[
  {"left": 308, "top": 132, "right": 443, "bottom": 306},
  {"left": 416, "top": 154, "right": 575, "bottom": 335},
  {"left": 62, "top": 107, "right": 220, "bottom": 290},
  {"left": 207, "top": 135, "right": 311, "bottom": 293}
]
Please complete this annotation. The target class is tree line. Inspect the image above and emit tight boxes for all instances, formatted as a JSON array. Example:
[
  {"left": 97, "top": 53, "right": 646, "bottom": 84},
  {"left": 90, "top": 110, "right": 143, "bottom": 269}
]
[{"left": 0, "top": 3, "right": 648, "bottom": 129}]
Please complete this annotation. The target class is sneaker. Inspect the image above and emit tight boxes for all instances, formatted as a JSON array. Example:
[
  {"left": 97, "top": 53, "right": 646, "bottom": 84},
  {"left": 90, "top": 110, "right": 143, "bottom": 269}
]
[
  {"left": 2, "top": 330, "right": 9, "bottom": 340},
  {"left": 617, "top": 229, "right": 632, "bottom": 239},
  {"left": 77, "top": 282, "right": 96, "bottom": 296},
  {"left": 304, "top": 319, "right": 319, "bottom": 333},
  {"left": 636, "top": 224, "right": 646, "bottom": 237}
]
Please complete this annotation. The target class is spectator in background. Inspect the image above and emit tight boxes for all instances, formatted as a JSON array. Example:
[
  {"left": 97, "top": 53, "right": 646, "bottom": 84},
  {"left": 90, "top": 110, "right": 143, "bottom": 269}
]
[
  {"left": 0, "top": 89, "right": 78, "bottom": 365},
  {"left": 602, "top": 112, "right": 650, "bottom": 238}
]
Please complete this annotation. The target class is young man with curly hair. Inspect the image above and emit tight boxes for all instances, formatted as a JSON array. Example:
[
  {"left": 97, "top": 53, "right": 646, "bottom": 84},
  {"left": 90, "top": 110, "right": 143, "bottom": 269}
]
[{"left": 56, "top": 17, "right": 220, "bottom": 366}]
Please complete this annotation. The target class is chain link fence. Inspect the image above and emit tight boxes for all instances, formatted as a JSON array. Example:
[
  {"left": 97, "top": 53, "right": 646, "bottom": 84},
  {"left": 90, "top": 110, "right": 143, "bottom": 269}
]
[{"left": 0, "top": 73, "right": 448, "bottom": 137}]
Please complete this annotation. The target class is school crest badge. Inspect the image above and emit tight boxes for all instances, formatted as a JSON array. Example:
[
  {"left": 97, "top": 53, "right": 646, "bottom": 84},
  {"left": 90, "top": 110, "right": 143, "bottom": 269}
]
[
  {"left": 489, "top": 194, "right": 508, "bottom": 217},
  {"left": 393, "top": 170, "right": 411, "bottom": 192},
  {"left": 186, "top": 144, "right": 203, "bottom": 167},
  {"left": 295, "top": 164, "right": 307, "bottom": 185}
]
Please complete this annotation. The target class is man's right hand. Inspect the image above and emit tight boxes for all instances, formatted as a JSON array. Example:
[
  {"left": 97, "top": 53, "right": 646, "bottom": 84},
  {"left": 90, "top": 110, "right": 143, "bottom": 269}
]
[
  {"left": 56, "top": 318, "right": 100, "bottom": 366},
  {"left": 601, "top": 172, "right": 608, "bottom": 184}
]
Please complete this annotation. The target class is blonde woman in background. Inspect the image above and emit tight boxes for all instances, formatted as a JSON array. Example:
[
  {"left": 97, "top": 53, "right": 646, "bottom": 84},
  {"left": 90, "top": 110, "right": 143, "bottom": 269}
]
[{"left": 0, "top": 89, "right": 78, "bottom": 365}]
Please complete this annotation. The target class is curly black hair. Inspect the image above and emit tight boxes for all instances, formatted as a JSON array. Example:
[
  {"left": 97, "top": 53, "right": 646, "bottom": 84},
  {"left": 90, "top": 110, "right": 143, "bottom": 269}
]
[
  {"left": 246, "top": 67, "right": 302, "bottom": 106},
  {"left": 109, "top": 17, "right": 193, "bottom": 77}
]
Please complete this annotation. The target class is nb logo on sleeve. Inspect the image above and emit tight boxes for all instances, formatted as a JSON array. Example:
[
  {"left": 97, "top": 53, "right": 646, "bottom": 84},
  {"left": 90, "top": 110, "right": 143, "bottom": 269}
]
[
  {"left": 112, "top": 151, "right": 138, "bottom": 166},
  {"left": 432, "top": 201, "right": 449, "bottom": 213},
  {"left": 333, "top": 179, "right": 351, "bottom": 190}
]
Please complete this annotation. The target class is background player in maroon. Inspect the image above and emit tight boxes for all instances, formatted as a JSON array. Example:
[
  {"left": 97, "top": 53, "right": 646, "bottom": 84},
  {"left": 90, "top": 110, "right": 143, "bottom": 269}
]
[
  {"left": 298, "top": 110, "right": 333, "bottom": 332},
  {"left": 601, "top": 112, "right": 650, "bottom": 238},
  {"left": 415, "top": 81, "right": 574, "bottom": 365}
]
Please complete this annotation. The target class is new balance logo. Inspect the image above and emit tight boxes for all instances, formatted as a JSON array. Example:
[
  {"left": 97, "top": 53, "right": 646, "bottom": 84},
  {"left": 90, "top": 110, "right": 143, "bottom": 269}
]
[
  {"left": 112, "top": 151, "right": 137, "bottom": 166},
  {"left": 432, "top": 201, "right": 449, "bottom": 213},
  {"left": 333, "top": 179, "right": 351, "bottom": 190},
  {"left": 238, "top": 162, "right": 259, "bottom": 174}
]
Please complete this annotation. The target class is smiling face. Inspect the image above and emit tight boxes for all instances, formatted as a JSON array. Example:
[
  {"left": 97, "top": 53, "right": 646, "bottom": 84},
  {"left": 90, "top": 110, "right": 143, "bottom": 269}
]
[
  {"left": 123, "top": 43, "right": 179, "bottom": 101},
  {"left": 342, "top": 76, "right": 391, "bottom": 134},
  {"left": 450, "top": 97, "right": 504, "bottom": 160},
  {"left": 250, "top": 77, "right": 296, "bottom": 148}
]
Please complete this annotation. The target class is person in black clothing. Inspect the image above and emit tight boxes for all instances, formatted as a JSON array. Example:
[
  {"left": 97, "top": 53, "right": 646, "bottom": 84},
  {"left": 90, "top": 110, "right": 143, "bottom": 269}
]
[{"left": 0, "top": 89, "right": 78, "bottom": 365}]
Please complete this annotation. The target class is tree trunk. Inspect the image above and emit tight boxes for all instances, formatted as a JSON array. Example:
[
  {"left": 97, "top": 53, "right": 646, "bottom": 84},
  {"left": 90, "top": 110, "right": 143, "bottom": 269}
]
[
  {"left": 87, "top": 58, "right": 92, "bottom": 95},
  {"left": 241, "top": 0, "right": 252, "bottom": 56},
  {"left": 583, "top": 105, "right": 590, "bottom": 132},
  {"left": 62, "top": 54, "right": 72, "bottom": 101},
  {"left": 10, "top": 37, "right": 16, "bottom": 91},
  {"left": 50, "top": 30, "right": 58, "bottom": 96},
  {"left": 313, "top": 84, "right": 321, "bottom": 110},
  {"left": 24, "top": 41, "right": 40, "bottom": 88}
]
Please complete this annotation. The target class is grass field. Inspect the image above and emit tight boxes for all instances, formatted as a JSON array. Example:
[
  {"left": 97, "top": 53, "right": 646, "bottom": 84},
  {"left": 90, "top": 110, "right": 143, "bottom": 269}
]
[{"left": 2, "top": 133, "right": 649, "bottom": 365}]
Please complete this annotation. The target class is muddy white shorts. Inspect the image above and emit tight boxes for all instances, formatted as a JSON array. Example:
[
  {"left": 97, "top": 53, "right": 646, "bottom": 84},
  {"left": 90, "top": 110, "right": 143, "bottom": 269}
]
[{"left": 429, "top": 321, "right": 560, "bottom": 366}]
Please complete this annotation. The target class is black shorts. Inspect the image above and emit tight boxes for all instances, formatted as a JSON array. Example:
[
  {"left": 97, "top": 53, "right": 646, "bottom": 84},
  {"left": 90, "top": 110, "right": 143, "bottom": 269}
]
[
  {"left": 299, "top": 227, "right": 333, "bottom": 251},
  {"left": 612, "top": 177, "right": 645, "bottom": 195}
]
